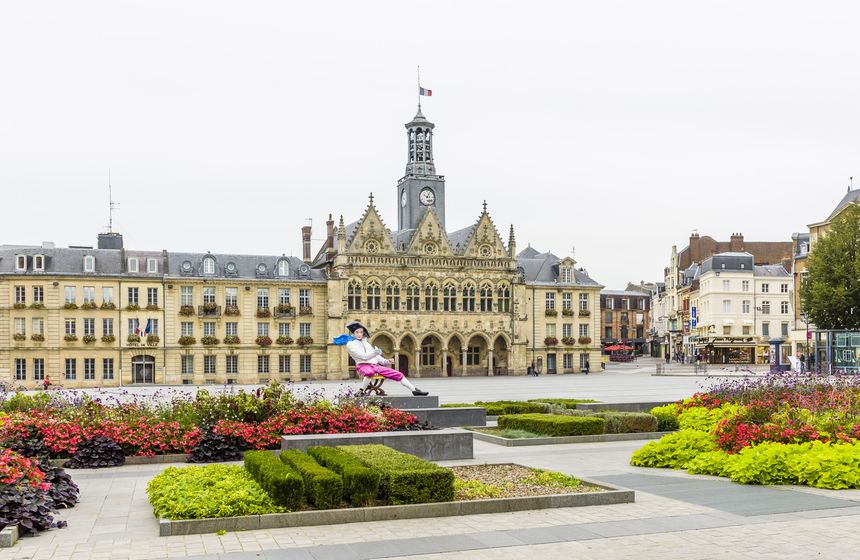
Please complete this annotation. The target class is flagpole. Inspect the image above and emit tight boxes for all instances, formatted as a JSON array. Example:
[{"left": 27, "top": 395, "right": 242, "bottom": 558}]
[{"left": 417, "top": 65, "right": 421, "bottom": 111}]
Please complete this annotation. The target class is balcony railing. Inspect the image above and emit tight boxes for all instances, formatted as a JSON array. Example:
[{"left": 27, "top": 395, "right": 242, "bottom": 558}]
[{"left": 198, "top": 304, "right": 221, "bottom": 317}]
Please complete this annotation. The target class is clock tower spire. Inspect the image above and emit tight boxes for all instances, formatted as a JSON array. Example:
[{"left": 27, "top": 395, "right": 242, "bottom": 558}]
[{"left": 398, "top": 107, "right": 446, "bottom": 231}]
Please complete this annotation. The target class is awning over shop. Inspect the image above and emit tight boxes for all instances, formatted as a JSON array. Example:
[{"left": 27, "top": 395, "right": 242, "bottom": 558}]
[{"left": 694, "top": 336, "right": 757, "bottom": 348}]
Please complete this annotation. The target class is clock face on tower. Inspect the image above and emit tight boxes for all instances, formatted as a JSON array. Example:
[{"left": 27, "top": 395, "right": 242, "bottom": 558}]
[
  {"left": 419, "top": 187, "right": 435, "bottom": 206},
  {"left": 400, "top": 190, "right": 407, "bottom": 207}
]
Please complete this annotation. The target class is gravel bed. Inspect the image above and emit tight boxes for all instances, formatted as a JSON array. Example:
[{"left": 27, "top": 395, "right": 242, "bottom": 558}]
[{"left": 451, "top": 464, "right": 601, "bottom": 499}]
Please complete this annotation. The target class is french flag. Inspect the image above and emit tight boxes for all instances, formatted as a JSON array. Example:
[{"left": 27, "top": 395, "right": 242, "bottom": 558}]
[{"left": 419, "top": 86, "right": 432, "bottom": 96}]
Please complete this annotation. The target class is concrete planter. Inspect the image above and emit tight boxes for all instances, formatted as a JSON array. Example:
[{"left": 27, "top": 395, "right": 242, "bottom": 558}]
[
  {"left": 281, "top": 428, "right": 473, "bottom": 461},
  {"left": 470, "top": 430, "right": 674, "bottom": 447},
  {"left": 0, "top": 525, "right": 18, "bottom": 548},
  {"left": 158, "top": 475, "right": 634, "bottom": 536},
  {"left": 402, "top": 407, "right": 486, "bottom": 428},
  {"left": 365, "top": 395, "right": 439, "bottom": 409}
]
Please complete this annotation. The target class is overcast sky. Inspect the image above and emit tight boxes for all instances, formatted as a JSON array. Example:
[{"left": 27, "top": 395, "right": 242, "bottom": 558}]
[{"left": 2, "top": 1, "right": 858, "bottom": 289}]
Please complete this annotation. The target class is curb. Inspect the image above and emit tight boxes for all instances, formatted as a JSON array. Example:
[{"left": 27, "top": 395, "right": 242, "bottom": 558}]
[
  {"left": 469, "top": 430, "right": 674, "bottom": 447},
  {"left": 49, "top": 453, "right": 190, "bottom": 468},
  {"left": 158, "top": 478, "right": 634, "bottom": 536},
  {"left": 0, "top": 525, "right": 18, "bottom": 548}
]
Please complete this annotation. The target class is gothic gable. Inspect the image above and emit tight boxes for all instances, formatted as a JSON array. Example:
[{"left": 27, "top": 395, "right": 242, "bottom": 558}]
[
  {"left": 404, "top": 208, "right": 453, "bottom": 257},
  {"left": 346, "top": 199, "right": 397, "bottom": 255},
  {"left": 461, "top": 207, "right": 507, "bottom": 259}
]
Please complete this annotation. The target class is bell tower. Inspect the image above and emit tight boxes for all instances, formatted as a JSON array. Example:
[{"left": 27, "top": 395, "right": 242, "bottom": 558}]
[{"left": 397, "top": 108, "right": 446, "bottom": 231}]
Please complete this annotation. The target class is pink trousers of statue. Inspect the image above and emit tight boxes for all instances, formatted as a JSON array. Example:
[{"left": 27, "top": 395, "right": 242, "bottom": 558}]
[{"left": 355, "top": 363, "right": 405, "bottom": 382}]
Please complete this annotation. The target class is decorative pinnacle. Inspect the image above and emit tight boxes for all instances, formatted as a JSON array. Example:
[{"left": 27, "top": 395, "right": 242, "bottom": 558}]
[
  {"left": 482, "top": 200, "right": 488, "bottom": 213},
  {"left": 369, "top": 192, "right": 374, "bottom": 206}
]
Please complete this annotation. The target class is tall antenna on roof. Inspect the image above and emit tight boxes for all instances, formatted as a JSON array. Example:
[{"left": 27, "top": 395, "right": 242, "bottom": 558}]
[{"left": 107, "top": 169, "right": 120, "bottom": 233}]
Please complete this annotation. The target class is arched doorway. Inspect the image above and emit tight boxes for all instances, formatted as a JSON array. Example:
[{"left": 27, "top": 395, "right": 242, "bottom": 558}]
[
  {"left": 399, "top": 335, "right": 416, "bottom": 376},
  {"left": 131, "top": 355, "right": 155, "bottom": 384},
  {"left": 465, "top": 334, "right": 489, "bottom": 376},
  {"left": 493, "top": 335, "right": 509, "bottom": 375},
  {"left": 447, "top": 334, "right": 464, "bottom": 376},
  {"left": 419, "top": 334, "right": 443, "bottom": 377}
]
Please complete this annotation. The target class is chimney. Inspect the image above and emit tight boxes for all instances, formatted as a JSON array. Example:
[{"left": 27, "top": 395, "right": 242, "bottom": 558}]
[
  {"left": 302, "top": 225, "right": 312, "bottom": 263},
  {"left": 326, "top": 214, "right": 335, "bottom": 250},
  {"left": 98, "top": 232, "right": 124, "bottom": 250},
  {"left": 730, "top": 232, "right": 744, "bottom": 252},
  {"left": 689, "top": 232, "right": 701, "bottom": 264}
]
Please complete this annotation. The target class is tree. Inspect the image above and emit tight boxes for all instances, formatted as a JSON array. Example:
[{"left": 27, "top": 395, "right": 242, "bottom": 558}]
[{"left": 801, "top": 204, "right": 860, "bottom": 329}]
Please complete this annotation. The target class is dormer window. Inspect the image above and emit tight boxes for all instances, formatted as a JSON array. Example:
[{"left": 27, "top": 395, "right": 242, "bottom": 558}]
[
  {"left": 147, "top": 258, "right": 158, "bottom": 273},
  {"left": 561, "top": 267, "right": 572, "bottom": 283},
  {"left": 15, "top": 255, "right": 26, "bottom": 271},
  {"left": 277, "top": 259, "right": 290, "bottom": 277},
  {"left": 83, "top": 255, "right": 95, "bottom": 273},
  {"left": 128, "top": 257, "right": 139, "bottom": 273},
  {"left": 33, "top": 255, "right": 44, "bottom": 271},
  {"left": 203, "top": 257, "right": 215, "bottom": 275}
]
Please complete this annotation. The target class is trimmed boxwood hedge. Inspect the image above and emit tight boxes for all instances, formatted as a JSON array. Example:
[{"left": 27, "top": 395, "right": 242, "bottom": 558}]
[
  {"left": 279, "top": 450, "right": 343, "bottom": 509},
  {"left": 527, "top": 398, "right": 597, "bottom": 409},
  {"left": 244, "top": 450, "right": 304, "bottom": 511},
  {"left": 559, "top": 409, "right": 659, "bottom": 434},
  {"left": 338, "top": 444, "right": 454, "bottom": 505},
  {"left": 442, "top": 401, "right": 550, "bottom": 415},
  {"left": 307, "top": 446, "right": 380, "bottom": 507},
  {"left": 497, "top": 414, "right": 605, "bottom": 437}
]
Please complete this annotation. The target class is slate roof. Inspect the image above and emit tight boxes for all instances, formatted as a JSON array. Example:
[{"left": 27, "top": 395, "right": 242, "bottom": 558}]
[
  {"left": 824, "top": 188, "right": 860, "bottom": 222},
  {"left": 754, "top": 264, "right": 789, "bottom": 277},
  {"left": 167, "top": 252, "right": 325, "bottom": 281},
  {"left": 446, "top": 225, "right": 476, "bottom": 252},
  {"left": 516, "top": 248, "right": 602, "bottom": 288}
]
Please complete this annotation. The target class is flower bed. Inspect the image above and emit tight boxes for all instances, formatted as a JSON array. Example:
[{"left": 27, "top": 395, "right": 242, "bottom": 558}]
[
  {"left": 630, "top": 372, "right": 860, "bottom": 489},
  {"left": 0, "top": 383, "right": 419, "bottom": 465}
]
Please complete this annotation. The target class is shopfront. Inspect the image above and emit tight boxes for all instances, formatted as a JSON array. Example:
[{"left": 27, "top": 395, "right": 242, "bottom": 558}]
[{"left": 695, "top": 336, "right": 756, "bottom": 364}]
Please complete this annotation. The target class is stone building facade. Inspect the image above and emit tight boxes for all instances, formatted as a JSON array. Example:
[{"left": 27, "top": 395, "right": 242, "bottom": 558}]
[{"left": 0, "top": 108, "right": 603, "bottom": 387}]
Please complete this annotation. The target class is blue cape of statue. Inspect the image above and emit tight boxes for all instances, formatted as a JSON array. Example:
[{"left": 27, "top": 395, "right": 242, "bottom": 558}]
[{"left": 332, "top": 334, "right": 354, "bottom": 346}]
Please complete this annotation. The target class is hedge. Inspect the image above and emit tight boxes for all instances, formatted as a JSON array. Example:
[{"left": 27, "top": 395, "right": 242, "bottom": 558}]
[
  {"left": 649, "top": 405, "right": 681, "bottom": 432},
  {"left": 558, "top": 409, "right": 658, "bottom": 434},
  {"left": 279, "top": 450, "right": 343, "bottom": 509},
  {"left": 527, "top": 398, "right": 596, "bottom": 409},
  {"left": 338, "top": 444, "right": 454, "bottom": 505},
  {"left": 442, "top": 401, "right": 550, "bottom": 415},
  {"left": 497, "top": 414, "right": 605, "bottom": 437},
  {"left": 244, "top": 450, "right": 304, "bottom": 511},
  {"left": 307, "top": 446, "right": 380, "bottom": 507}
]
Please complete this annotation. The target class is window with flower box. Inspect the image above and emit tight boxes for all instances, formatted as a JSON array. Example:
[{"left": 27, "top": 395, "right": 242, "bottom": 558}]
[
  {"left": 226, "top": 355, "right": 238, "bottom": 374},
  {"left": 257, "top": 322, "right": 269, "bottom": 337},
  {"left": 579, "top": 293, "right": 589, "bottom": 311},
  {"left": 127, "top": 287, "right": 139, "bottom": 307},
  {"left": 562, "top": 293, "right": 572, "bottom": 311},
  {"left": 299, "top": 289, "right": 310, "bottom": 308},
  {"left": 546, "top": 324, "right": 556, "bottom": 337},
  {"left": 204, "top": 322, "right": 216, "bottom": 337},
  {"left": 562, "top": 324, "right": 572, "bottom": 338},
  {"left": 181, "top": 355, "right": 194, "bottom": 374},
  {"left": 579, "top": 324, "right": 589, "bottom": 337},
  {"left": 103, "top": 358, "right": 114, "bottom": 380},
  {"left": 226, "top": 322, "right": 238, "bottom": 336},
  {"left": 181, "top": 322, "right": 193, "bottom": 336},
  {"left": 34, "top": 358, "right": 44, "bottom": 380},
  {"left": 226, "top": 287, "right": 238, "bottom": 307},
  {"left": 15, "top": 359, "right": 25, "bottom": 381},
  {"left": 64, "top": 286, "right": 76, "bottom": 305},
  {"left": 32, "top": 318, "right": 43, "bottom": 336},
  {"left": 299, "top": 323, "right": 311, "bottom": 337},
  {"left": 257, "top": 289, "right": 269, "bottom": 309},
  {"left": 279, "top": 355, "right": 291, "bottom": 373},
  {"left": 65, "top": 358, "right": 76, "bottom": 380},
  {"left": 181, "top": 286, "right": 193, "bottom": 306},
  {"left": 33, "top": 286, "right": 44, "bottom": 304},
  {"left": 82, "top": 286, "right": 95, "bottom": 305},
  {"left": 545, "top": 293, "right": 555, "bottom": 311},
  {"left": 84, "top": 358, "right": 95, "bottom": 380},
  {"left": 65, "top": 319, "right": 76, "bottom": 335},
  {"left": 278, "top": 288, "right": 290, "bottom": 305},
  {"left": 84, "top": 318, "right": 95, "bottom": 336},
  {"left": 279, "top": 323, "right": 290, "bottom": 337},
  {"left": 14, "top": 318, "right": 25, "bottom": 336},
  {"left": 144, "top": 288, "right": 157, "bottom": 307},
  {"left": 202, "top": 287, "right": 215, "bottom": 305},
  {"left": 103, "top": 318, "right": 113, "bottom": 336},
  {"left": 300, "top": 355, "right": 311, "bottom": 374}
]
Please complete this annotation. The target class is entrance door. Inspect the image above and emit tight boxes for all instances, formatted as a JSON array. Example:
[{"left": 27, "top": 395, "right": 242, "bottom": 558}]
[
  {"left": 398, "top": 355, "right": 409, "bottom": 375},
  {"left": 132, "top": 355, "right": 155, "bottom": 384},
  {"left": 446, "top": 356, "right": 453, "bottom": 377},
  {"left": 547, "top": 353, "right": 557, "bottom": 374}
]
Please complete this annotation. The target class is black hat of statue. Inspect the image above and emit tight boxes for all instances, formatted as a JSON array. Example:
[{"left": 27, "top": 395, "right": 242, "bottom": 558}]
[{"left": 346, "top": 321, "right": 369, "bottom": 335}]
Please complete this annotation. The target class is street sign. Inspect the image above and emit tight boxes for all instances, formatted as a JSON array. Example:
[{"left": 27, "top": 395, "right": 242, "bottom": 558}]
[
  {"left": 807, "top": 331, "right": 812, "bottom": 340},
  {"left": 691, "top": 306, "right": 697, "bottom": 319},
  {"left": 691, "top": 317, "right": 697, "bottom": 328}
]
